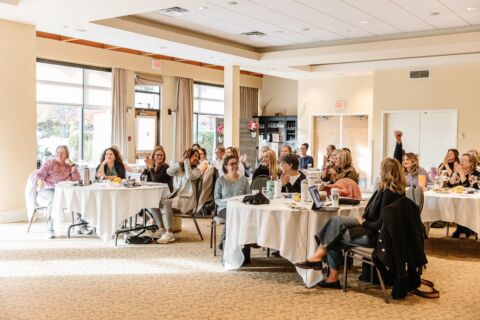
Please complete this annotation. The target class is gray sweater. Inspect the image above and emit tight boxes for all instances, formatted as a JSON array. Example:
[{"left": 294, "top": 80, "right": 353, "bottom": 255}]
[{"left": 214, "top": 175, "right": 251, "bottom": 212}]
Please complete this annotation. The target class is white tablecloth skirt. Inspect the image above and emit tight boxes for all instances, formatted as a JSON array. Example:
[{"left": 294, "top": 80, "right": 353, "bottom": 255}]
[
  {"left": 223, "top": 197, "right": 364, "bottom": 287},
  {"left": 52, "top": 183, "right": 169, "bottom": 242},
  {"left": 422, "top": 191, "right": 480, "bottom": 233}
]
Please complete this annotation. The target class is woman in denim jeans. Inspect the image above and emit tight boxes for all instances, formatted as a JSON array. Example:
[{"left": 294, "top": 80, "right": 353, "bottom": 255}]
[{"left": 295, "top": 158, "right": 406, "bottom": 289}]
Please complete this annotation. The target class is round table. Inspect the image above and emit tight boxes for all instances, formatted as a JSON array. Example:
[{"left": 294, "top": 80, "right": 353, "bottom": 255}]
[
  {"left": 52, "top": 182, "right": 169, "bottom": 242},
  {"left": 422, "top": 190, "right": 480, "bottom": 234},
  {"left": 223, "top": 196, "right": 365, "bottom": 288}
]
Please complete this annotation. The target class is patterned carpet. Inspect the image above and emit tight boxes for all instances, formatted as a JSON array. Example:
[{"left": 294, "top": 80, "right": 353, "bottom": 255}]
[{"left": 1, "top": 219, "right": 479, "bottom": 320}]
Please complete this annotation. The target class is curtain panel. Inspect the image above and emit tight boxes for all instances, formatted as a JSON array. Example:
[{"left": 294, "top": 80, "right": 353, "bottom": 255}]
[
  {"left": 111, "top": 68, "right": 128, "bottom": 158},
  {"left": 240, "top": 86, "right": 259, "bottom": 119},
  {"left": 175, "top": 77, "right": 194, "bottom": 160},
  {"left": 135, "top": 73, "right": 163, "bottom": 86}
]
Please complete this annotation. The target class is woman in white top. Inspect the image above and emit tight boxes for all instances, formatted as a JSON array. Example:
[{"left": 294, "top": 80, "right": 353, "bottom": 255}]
[
  {"left": 158, "top": 148, "right": 202, "bottom": 244},
  {"left": 280, "top": 153, "right": 306, "bottom": 193},
  {"left": 198, "top": 147, "right": 209, "bottom": 174}
]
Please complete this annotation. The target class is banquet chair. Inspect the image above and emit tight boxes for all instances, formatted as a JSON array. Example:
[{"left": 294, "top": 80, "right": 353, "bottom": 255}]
[
  {"left": 342, "top": 194, "right": 425, "bottom": 304},
  {"left": 209, "top": 205, "right": 223, "bottom": 256},
  {"left": 196, "top": 166, "right": 218, "bottom": 218},
  {"left": 250, "top": 175, "right": 270, "bottom": 192},
  {"left": 174, "top": 178, "right": 204, "bottom": 240},
  {"left": 25, "top": 170, "right": 48, "bottom": 232}
]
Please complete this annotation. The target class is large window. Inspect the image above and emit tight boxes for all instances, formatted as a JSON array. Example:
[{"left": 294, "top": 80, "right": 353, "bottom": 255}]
[
  {"left": 193, "top": 83, "right": 224, "bottom": 162},
  {"left": 36, "top": 60, "right": 112, "bottom": 163}
]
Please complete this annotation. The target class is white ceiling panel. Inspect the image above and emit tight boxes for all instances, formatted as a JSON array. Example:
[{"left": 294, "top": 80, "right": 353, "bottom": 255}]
[
  {"left": 345, "top": 0, "right": 435, "bottom": 32},
  {"left": 440, "top": 0, "right": 480, "bottom": 25},
  {"left": 392, "top": 0, "right": 469, "bottom": 28},
  {"left": 248, "top": 0, "right": 362, "bottom": 39},
  {"left": 206, "top": 0, "right": 328, "bottom": 41},
  {"left": 295, "top": 0, "right": 400, "bottom": 35}
]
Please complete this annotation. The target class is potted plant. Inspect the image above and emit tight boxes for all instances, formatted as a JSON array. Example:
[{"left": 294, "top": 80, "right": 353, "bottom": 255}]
[{"left": 247, "top": 120, "right": 259, "bottom": 138}]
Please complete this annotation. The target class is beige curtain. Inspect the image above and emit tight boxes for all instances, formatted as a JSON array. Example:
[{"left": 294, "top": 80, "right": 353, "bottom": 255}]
[
  {"left": 111, "top": 68, "right": 128, "bottom": 157},
  {"left": 135, "top": 73, "right": 163, "bottom": 86},
  {"left": 240, "top": 86, "right": 259, "bottom": 118},
  {"left": 175, "top": 77, "right": 194, "bottom": 160}
]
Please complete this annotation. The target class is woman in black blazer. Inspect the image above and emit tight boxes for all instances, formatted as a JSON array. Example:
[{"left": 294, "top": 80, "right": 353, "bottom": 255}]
[{"left": 280, "top": 153, "right": 306, "bottom": 193}]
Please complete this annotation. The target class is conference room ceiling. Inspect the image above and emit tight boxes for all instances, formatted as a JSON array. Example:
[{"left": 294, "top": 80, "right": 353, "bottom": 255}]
[
  {"left": 133, "top": 0, "right": 480, "bottom": 50},
  {"left": 1, "top": 0, "right": 480, "bottom": 79}
]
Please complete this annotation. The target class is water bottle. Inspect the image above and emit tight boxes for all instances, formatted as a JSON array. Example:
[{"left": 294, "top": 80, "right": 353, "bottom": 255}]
[
  {"left": 301, "top": 180, "right": 309, "bottom": 202},
  {"left": 82, "top": 167, "right": 90, "bottom": 186},
  {"left": 274, "top": 179, "right": 281, "bottom": 198}
]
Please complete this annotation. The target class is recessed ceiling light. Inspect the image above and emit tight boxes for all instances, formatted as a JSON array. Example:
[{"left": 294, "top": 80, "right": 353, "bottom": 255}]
[
  {"left": 359, "top": 20, "right": 369, "bottom": 24},
  {"left": 466, "top": 7, "right": 477, "bottom": 11},
  {"left": 228, "top": 1, "right": 238, "bottom": 5},
  {"left": 273, "top": 30, "right": 284, "bottom": 34},
  {"left": 158, "top": 46, "right": 167, "bottom": 49},
  {"left": 430, "top": 12, "right": 440, "bottom": 16},
  {"left": 76, "top": 28, "right": 87, "bottom": 32},
  {"left": 302, "top": 28, "right": 310, "bottom": 31},
  {"left": 62, "top": 25, "right": 68, "bottom": 28},
  {"left": 197, "top": 6, "right": 208, "bottom": 11}
]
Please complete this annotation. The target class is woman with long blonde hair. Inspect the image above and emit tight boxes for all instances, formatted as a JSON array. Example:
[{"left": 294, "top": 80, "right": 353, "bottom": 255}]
[
  {"left": 296, "top": 158, "right": 405, "bottom": 288},
  {"left": 252, "top": 149, "right": 280, "bottom": 180},
  {"left": 321, "top": 149, "right": 359, "bottom": 183}
]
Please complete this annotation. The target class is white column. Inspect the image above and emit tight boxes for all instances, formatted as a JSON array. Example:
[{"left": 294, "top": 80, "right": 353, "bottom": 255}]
[{"left": 223, "top": 65, "right": 240, "bottom": 147}]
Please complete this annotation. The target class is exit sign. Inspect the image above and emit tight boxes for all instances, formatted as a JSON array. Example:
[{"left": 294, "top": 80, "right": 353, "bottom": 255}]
[{"left": 335, "top": 101, "right": 345, "bottom": 110}]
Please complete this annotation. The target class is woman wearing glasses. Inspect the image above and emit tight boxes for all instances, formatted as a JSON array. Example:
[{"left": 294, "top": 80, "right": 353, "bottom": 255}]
[{"left": 214, "top": 155, "right": 251, "bottom": 261}]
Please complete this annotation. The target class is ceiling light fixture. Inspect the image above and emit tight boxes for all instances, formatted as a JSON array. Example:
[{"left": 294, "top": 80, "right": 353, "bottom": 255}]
[
  {"left": 240, "top": 31, "right": 266, "bottom": 38},
  {"left": 273, "top": 30, "right": 284, "bottom": 34},
  {"left": 158, "top": 46, "right": 167, "bottom": 49},
  {"left": 197, "top": 6, "right": 208, "bottom": 11},
  {"left": 302, "top": 28, "right": 310, "bottom": 31},
  {"left": 359, "top": 20, "right": 369, "bottom": 24},
  {"left": 76, "top": 28, "right": 87, "bottom": 32},
  {"left": 430, "top": 12, "right": 440, "bottom": 16},
  {"left": 228, "top": 1, "right": 238, "bottom": 5},
  {"left": 62, "top": 25, "right": 68, "bottom": 28},
  {"left": 157, "top": 7, "right": 191, "bottom": 17},
  {"left": 466, "top": 7, "right": 477, "bottom": 11}
]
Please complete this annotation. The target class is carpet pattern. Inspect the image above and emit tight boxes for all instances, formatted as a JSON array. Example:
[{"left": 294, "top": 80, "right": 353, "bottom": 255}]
[{"left": 0, "top": 220, "right": 479, "bottom": 320}]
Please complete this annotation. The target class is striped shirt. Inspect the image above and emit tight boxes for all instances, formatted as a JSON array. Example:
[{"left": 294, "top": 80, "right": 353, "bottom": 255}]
[{"left": 36, "top": 159, "right": 80, "bottom": 189}]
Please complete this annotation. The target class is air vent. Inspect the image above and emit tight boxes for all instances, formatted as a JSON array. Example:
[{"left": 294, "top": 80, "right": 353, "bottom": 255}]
[
  {"left": 240, "top": 31, "right": 267, "bottom": 39},
  {"left": 409, "top": 70, "right": 429, "bottom": 79},
  {"left": 157, "top": 7, "right": 191, "bottom": 17}
]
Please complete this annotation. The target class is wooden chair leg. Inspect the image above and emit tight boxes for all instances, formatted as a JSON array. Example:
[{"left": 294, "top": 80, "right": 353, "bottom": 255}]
[{"left": 192, "top": 215, "right": 203, "bottom": 240}]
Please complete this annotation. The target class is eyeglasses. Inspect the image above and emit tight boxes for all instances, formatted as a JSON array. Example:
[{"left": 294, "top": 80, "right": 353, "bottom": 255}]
[{"left": 154, "top": 153, "right": 164, "bottom": 157}]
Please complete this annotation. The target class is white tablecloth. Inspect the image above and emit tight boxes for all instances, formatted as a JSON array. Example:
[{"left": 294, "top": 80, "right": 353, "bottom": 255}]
[
  {"left": 52, "top": 182, "right": 169, "bottom": 242},
  {"left": 223, "top": 196, "right": 365, "bottom": 287},
  {"left": 422, "top": 190, "right": 480, "bottom": 233}
]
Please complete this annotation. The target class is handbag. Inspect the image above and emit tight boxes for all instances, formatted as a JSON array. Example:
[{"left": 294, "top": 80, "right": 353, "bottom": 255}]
[
  {"left": 339, "top": 197, "right": 360, "bottom": 205},
  {"left": 242, "top": 193, "right": 270, "bottom": 205}
]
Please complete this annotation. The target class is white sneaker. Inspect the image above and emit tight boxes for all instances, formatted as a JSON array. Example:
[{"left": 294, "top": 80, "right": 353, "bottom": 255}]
[
  {"left": 47, "top": 231, "right": 56, "bottom": 239},
  {"left": 152, "top": 228, "right": 166, "bottom": 239},
  {"left": 157, "top": 232, "right": 175, "bottom": 244}
]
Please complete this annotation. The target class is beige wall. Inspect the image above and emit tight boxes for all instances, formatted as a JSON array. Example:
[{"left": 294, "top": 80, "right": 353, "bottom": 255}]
[
  {"left": 36, "top": 37, "right": 262, "bottom": 162},
  {"left": 260, "top": 75, "right": 298, "bottom": 116},
  {"left": 372, "top": 65, "right": 480, "bottom": 179},
  {"left": 0, "top": 20, "right": 36, "bottom": 220}
]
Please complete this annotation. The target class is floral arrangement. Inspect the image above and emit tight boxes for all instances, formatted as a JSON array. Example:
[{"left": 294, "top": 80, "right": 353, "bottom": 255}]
[
  {"left": 217, "top": 124, "right": 224, "bottom": 136},
  {"left": 247, "top": 120, "right": 259, "bottom": 132}
]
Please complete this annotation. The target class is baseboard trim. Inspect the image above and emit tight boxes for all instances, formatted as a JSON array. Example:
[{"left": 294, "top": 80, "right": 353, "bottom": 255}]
[{"left": 0, "top": 210, "right": 28, "bottom": 223}]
